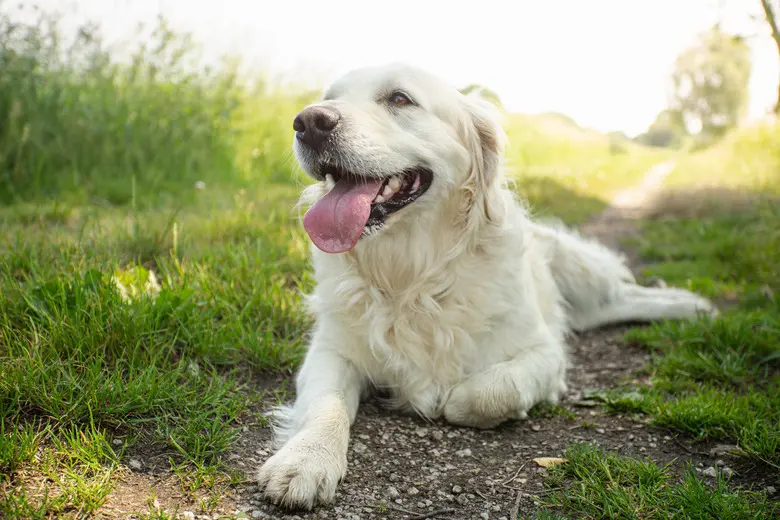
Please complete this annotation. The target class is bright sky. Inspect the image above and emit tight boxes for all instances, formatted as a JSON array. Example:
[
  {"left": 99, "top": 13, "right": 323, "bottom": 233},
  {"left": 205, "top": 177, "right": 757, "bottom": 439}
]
[{"left": 19, "top": 0, "right": 780, "bottom": 136}]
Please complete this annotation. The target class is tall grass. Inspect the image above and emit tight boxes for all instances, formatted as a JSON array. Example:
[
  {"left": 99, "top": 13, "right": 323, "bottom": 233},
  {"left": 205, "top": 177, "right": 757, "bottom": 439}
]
[{"left": 0, "top": 6, "right": 314, "bottom": 207}]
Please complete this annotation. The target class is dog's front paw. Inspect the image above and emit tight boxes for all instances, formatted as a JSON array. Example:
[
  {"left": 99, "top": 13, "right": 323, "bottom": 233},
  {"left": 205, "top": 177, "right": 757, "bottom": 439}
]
[
  {"left": 443, "top": 376, "right": 527, "bottom": 429},
  {"left": 256, "top": 432, "right": 346, "bottom": 510}
]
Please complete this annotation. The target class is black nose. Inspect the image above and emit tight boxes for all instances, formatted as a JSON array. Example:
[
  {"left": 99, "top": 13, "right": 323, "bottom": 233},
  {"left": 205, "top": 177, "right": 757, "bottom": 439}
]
[{"left": 293, "top": 106, "right": 341, "bottom": 149}]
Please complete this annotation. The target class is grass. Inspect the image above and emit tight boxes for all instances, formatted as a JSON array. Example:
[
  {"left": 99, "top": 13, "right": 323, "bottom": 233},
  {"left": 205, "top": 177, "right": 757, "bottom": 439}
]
[
  {"left": 593, "top": 122, "right": 780, "bottom": 470},
  {"left": 534, "top": 443, "right": 777, "bottom": 519},
  {"left": 504, "top": 112, "right": 672, "bottom": 224}
]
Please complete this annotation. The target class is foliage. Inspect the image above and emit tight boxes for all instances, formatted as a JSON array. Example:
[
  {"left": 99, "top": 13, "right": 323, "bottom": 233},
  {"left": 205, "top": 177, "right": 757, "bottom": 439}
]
[{"left": 668, "top": 25, "right": 752, "bottom": 142}]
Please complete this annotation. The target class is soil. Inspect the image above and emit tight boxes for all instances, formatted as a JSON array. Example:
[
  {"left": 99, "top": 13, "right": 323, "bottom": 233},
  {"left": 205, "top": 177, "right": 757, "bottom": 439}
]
[{"left": 103, "top": 163, "right": 778, "bottom": 519}]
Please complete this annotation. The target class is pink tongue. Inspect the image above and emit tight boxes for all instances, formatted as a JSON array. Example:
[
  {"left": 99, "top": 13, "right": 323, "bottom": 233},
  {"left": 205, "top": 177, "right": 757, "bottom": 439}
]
[{"left": 303, "top": 177, "right": 384, "bottom": 254}]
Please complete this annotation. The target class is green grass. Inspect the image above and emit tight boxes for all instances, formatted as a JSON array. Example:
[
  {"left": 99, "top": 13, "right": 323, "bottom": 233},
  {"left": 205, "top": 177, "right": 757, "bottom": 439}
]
[
  {"left": 600, "top": 123, "right": 780, "bottom": 469},
  {"left": 0, "top": 7, "right": 315, "bottom": 207},
  {"left": 504, "top": 112, "right": 672, "bottom": 224},
  {"left": 534, "top": 443, "right": 777, "bottom": 519},
  {"left": 662, "top": 120, "right": 780, "bottom": 191}
]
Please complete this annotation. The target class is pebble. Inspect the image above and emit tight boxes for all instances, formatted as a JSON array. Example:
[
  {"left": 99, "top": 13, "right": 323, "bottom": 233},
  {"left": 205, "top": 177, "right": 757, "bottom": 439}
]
[
  {"left": 716, "top": 459, "right": 725, "bottom": 467},
  {"left": 415, "top": 428, "right": 428, "bottom": 437},
  {"left": 767, "top": 486, "right": 776, "bottom": 495},
  {"left": 480, "top": 513, "right": 489, "bottom": 520},
  {"left": 250, "top": 511, "right": 267, "bottom": 519},
  {"left": 408, "top": 486, "right": 419, "bottom": 496},
  {"left": 456, "top": 448, "right": 472, "bottom": 457},
  {"left": 182, "top": 512, "right": 195, "bottom": 520},
  {"left": 628, "top": 434, "right": 635, "bottom": 440},
  {"left": 702, "top": 466, "right": 718, "bottom": 478},
  {"left": 128, "top": 458, "right": 142, "bottom": 470},
  {"left": 388, "top": 486, "right": 400, "bottom": 498},
  {"left": 456, "top": 494, "right": 469, "bottom": 505},
  {"left": 352, "top": 441, "right": 367, "bottom": 454},
  {"left": 452, "top": 485, "right": 463, "bottom": 494},
  {"left": 722, "top": 467, "right": 734, "bottom": 478},
  {"left": 112, "top": 438, "right": 123, "bottom": 446},
  {"left": 431, "top": 430, "right": 444, "bottom": 441},
  {"left": 596, "top": 428, "right": 605, "bottom": 434},
  {"left": 531, "top": 424, "right": 541, "bottom": 432}
]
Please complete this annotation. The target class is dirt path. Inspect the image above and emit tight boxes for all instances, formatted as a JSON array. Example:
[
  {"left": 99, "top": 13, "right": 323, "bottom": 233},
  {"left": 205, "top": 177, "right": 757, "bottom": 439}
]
[{"left": 112, "top": 162, "right": 772, "bottom": 519}]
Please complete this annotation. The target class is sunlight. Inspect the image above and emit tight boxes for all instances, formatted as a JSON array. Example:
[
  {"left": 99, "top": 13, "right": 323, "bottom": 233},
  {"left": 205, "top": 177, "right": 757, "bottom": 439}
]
[{"left": 21, "top": 0, "right": 778, "bottom": 137}]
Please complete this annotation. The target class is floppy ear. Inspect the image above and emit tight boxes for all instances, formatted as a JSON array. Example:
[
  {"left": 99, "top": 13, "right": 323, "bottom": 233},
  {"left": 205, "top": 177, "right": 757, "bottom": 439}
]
[{"left": 459, "top": 91, "right": 506, "bottom": 222}]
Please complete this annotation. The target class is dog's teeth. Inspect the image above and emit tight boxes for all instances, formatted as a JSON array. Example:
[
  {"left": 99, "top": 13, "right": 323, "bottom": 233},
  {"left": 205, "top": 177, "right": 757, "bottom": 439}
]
[
  {"left": 373, "top": 194, "right": 385, "bottom": 204},
  {"left": 410, "top": 174, "right": 421, "bottom": 193},
  {"left": 388, "top": 177, "right": 402, "bottom": 192},
  {"left": 382, "top": 184, "right": 394, "bottom": 198},
  {"left": 325, "top": 174, "right": 336, "bottom": 190}
]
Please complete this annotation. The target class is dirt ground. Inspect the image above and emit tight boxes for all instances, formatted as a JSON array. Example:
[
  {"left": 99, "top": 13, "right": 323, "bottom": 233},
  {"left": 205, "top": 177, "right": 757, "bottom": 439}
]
[{"left": 105, "top": 165, "right": 777, "bottom": 519}]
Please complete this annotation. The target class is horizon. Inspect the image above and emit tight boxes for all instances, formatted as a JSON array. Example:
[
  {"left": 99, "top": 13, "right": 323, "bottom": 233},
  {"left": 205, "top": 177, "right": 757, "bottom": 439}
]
[{"left": 13, "top": 0, "right": 780, "bottom": 137}]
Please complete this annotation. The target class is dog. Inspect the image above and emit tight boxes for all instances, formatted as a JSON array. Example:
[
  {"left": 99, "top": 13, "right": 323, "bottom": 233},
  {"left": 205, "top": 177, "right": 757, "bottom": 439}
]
[{"left": 256, "top": 63, "right": 717, "bottom": 510}]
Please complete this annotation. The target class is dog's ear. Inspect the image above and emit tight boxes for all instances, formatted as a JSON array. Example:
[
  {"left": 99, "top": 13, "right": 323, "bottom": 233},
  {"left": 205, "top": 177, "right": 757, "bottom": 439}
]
[{"left": 459, "top": 91, "right": 506, "bottom": 221}]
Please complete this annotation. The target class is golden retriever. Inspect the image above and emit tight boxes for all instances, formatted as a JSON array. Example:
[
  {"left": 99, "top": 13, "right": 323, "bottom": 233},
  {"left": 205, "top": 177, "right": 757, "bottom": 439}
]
[{"left": 256, "top": 63, "right": 717, "bottom": 509}]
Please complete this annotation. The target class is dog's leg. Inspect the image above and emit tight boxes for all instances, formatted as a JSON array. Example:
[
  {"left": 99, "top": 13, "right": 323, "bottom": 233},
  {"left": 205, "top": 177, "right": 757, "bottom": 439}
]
[
  {"left": 443, "top": 327, "right": 567, "bottom": 429},
  {"left": 569, "top": 283, "right": 718, "bottom": 331},
  {"left": 256, "top": 334, "right": 364, "bottom": 510}
]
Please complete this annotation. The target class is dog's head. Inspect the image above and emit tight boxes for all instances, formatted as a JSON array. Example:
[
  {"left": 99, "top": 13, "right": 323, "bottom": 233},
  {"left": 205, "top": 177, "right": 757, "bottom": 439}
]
[{"left": 293, "top": 63, "right": 506, "bottom": 254}]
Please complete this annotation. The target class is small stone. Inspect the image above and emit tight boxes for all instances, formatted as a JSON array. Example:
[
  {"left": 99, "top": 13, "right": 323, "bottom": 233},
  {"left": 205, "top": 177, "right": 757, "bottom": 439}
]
[
  {"left": 408, "top": 486, "right": 419, "bottom": 496},
  {"left": 112, "top": 439, "right": 123, "bottom": 446},
  {"left": 415, "top": 428, "right": 428, "bottom": 437},
  {"left": 628, "top": 434, "right": 635, "bottom": 440},
  {"left": 480, "top": 513, "right": 489, "bottom": 520},
  {"left": 716, "top": 459, "right": 725, "bottom": 467},
  {"left": 596, "top": 428, "right": 605, "bottom": 434},
  {"left": 128, "top": 459, "right": 142, "bottom": 470},
  {"left": 182, "top": 512, "right": 195, "bottom": 520},
  {"left": 456, "top": 494, "right": 469, "bottom": 505},
  {"left": 390, "top": 473, "right": 400, "bottom": 482},
  {"left": 388, "top": 486, "right": 400, "bottom": 498},
  {"left": 639, "top": 447, "right": 646, "bottom": 452},
  {"left": 531, "top": 424, "right": 541, "bottom": 432},
  {"left": 250, "top": 511, "right": 267, "bottom": 519},
  {"left": 702, "top": 466, "right": 718, "bottom": 478},
  {"left": 455, "top": 448, "right": 472, "bottom": 457},
  {"left": 431, "top": 430, "right": 444, "bottom": 441},
  {"left": 452, "top": 485, "right": 463, "bottom": 494},
  {"left": 722, "top": 467, "right": 734, "bottom": 478},
  {"left": 352, "top": 441, "right": 367, "bottom": 454},
  {"left": 649, "top": 442, "right": 657, "bottom": 448},
  {"left": 766, "top": 486, "right": 776, "bottom": 495}
]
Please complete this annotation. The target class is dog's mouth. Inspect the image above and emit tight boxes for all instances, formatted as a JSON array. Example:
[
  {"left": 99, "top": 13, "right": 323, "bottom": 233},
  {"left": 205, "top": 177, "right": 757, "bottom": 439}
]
[{"left": 302, "top": 165, "right": 433, "bottom": 254}]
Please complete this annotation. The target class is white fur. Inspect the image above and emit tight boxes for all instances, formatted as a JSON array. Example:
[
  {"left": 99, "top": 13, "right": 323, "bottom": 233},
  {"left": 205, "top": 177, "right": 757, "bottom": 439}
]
[{"left": 256, "top": 63, "right": 717, "bottom": 509}]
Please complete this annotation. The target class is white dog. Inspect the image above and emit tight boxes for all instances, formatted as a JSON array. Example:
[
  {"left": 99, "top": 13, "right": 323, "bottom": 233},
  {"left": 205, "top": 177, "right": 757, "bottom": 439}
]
[{"left": 256, "top": 63, "right": 716, "bottom": 509}]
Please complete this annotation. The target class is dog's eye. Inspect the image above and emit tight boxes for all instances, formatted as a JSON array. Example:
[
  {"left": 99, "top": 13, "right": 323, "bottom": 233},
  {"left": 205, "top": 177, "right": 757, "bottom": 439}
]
[{"left": 389, "top": 91, "right": 412, "bottom": 106}]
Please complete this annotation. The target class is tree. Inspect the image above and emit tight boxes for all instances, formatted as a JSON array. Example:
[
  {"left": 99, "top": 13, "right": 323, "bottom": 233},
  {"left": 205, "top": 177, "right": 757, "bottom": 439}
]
[
  {"left": 668, "top": 25, "right": 752, "bottom": 139},
  {"left": 634, "top": 109, "right": 687, "bottom": 149},
  {"left": 760, "top": 0, "right": 780, "bottom": 113}
]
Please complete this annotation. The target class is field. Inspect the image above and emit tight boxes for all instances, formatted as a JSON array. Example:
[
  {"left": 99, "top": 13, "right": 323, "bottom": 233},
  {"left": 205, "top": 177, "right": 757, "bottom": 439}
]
[{"left": 0, "top": 9, "right": 777, "bottom": 520}]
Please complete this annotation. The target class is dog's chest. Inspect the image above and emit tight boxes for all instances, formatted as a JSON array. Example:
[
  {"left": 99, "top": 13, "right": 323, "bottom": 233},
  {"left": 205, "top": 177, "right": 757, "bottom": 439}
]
[{"left": 337, "top": 277, "right": 499, "bottom": 417}]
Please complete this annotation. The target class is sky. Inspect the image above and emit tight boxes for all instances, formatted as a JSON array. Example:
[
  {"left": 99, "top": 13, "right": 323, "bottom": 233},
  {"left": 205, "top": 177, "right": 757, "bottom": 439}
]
[{"left": 15, "top": 0, "right": 780, "bottom": 136}]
